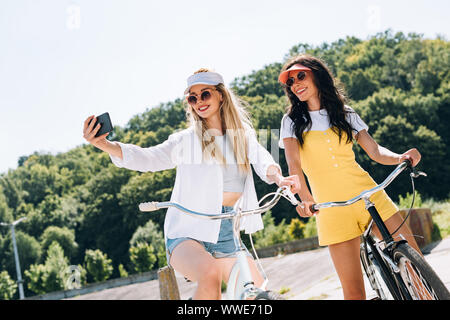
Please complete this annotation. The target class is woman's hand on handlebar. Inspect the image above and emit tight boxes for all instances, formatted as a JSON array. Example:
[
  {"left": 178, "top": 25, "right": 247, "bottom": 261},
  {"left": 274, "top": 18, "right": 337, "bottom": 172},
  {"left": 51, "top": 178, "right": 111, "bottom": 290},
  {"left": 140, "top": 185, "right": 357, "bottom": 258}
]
[
  {"left": 296, "top": 200, "right": 318, "bottom": 218},
  {"left": 276, "top": 174, "right": 301, "bottom": 194},
  {"left": 399, "top": 148, "right": 421, "bottom": 167}
]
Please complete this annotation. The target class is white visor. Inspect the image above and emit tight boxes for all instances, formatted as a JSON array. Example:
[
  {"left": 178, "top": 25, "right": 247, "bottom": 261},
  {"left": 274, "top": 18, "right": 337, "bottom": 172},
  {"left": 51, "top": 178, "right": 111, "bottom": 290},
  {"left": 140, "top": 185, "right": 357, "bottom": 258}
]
[{"left": 184, "top": 72, "right": 224, "bottom": 94}]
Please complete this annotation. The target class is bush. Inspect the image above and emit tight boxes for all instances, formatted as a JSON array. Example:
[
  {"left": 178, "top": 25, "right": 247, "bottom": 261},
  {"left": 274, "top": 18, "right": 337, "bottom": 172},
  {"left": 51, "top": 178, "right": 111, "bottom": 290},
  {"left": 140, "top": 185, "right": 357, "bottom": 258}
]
[
  {"left": 130, "top": 220, "right": 166, "bottom": 268},
  {"left": 84, "top": 249, "right": 113, "bottom": 283},
  {"left": 398, "top": 191, "right": 423, "bottom": 209},
  {"left": 129, "top": 242, "right": 157, "bottom": 273},
  {"left": 40, "top": 226, "right": 78, "bottom": 261},
  {"left": 0, "top": 271, "right": 17, "bottom": 300},
  {"left": 252, "top": 211, "right": 293, "bottom": 248},
  {"left": 303, "top": 217, "right": 318, "bottom": 238},
  {"left": 25, "top": 241, "right": 70, "bottom": 295},
  {"left": 288, "top": 218, "right": 306, "bottom": 240}
]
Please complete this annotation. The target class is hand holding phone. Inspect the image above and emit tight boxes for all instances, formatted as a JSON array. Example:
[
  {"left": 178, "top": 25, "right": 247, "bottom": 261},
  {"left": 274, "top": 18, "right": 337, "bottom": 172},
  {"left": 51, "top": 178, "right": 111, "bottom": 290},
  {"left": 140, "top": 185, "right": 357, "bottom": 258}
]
[
  {"left": 83, "top": 112, "right": 113, "bottom": 148},
  {"left": 87, "top": 112, "right": 113, "bottom": 137},
  {"left": 83, "top": 112, "right": 123, "bottom": 159}
]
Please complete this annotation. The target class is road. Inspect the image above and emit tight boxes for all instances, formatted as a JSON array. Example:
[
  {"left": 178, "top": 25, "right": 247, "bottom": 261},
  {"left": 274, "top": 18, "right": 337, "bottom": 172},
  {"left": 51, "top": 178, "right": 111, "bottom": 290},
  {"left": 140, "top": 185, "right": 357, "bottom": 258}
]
[{"left": 68, "top": 236, "right": 450, "bottom": 300}]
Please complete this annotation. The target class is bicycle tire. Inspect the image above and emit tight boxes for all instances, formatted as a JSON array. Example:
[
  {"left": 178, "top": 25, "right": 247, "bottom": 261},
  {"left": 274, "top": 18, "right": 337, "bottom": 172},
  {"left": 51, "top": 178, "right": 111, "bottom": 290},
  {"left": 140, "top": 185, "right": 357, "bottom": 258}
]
[
  {"left": 393, "top": 242, "right": 450, "bottom": 300},
  {"left": 254, "top": 290, "right": 284, "bottom": 300}
]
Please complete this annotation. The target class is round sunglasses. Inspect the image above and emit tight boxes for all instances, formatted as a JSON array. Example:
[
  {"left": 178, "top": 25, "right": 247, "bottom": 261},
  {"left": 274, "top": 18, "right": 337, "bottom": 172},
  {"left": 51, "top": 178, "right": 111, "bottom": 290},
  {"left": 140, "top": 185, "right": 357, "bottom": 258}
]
[
  {"left": 187, "top": 89, "right": 215, "bottom": 106},
  {"left": 285, "top": 71, "right": 307, "bottom": 87}
]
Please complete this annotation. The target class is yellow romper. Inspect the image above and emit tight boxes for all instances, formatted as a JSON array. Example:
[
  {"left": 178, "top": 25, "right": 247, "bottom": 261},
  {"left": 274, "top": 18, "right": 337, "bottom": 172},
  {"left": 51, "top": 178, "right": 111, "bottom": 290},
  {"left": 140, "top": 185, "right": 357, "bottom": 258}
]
[{"left": 300, "top": 128, "right": 398, "bottom": 246}]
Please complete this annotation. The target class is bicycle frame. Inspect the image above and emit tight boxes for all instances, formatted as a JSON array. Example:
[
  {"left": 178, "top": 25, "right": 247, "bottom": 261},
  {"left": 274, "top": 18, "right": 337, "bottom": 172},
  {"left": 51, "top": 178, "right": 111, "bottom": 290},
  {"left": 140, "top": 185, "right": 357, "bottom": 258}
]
[{"left": 139, "top": 186, "right": 299, "bottom": 300}]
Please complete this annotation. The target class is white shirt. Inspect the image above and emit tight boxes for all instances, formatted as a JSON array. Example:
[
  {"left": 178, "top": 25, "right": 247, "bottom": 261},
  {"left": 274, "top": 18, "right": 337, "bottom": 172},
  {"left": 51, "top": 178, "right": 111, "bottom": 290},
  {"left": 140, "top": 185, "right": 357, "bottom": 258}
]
[
  {"left": 109, "top": 126, "right": 281, "bottom": 243},
  {"left": 279, "top": 106, "right": 369, "bottom": 148}
]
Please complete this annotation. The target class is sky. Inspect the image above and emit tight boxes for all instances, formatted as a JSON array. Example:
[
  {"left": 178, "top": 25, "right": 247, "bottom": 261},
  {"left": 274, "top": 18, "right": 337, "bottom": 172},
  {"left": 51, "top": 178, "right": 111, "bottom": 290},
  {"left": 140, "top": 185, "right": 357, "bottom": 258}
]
[{"left": 0, "top": 0, "right": 449, "bottom": 174}]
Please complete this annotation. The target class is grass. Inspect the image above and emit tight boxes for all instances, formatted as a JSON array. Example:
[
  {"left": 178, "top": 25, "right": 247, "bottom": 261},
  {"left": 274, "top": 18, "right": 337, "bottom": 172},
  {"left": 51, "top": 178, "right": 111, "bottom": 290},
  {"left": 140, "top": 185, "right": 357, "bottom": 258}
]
[
  {"left": 308, "top": 293, "right": 329, "bottom": 300},
  {"left": 422, "top": 198, "right": 450, "bottom": 240},
  {"left": 278, "top": 287, "right": 291, "bottom": 295}
]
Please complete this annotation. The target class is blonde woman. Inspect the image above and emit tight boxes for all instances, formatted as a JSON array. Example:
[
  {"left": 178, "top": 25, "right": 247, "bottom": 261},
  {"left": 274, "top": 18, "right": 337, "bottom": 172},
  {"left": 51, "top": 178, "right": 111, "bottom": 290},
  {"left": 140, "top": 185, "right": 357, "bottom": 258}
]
[{"left": 83, "top": 69, "right": 300, "bottom": 299}]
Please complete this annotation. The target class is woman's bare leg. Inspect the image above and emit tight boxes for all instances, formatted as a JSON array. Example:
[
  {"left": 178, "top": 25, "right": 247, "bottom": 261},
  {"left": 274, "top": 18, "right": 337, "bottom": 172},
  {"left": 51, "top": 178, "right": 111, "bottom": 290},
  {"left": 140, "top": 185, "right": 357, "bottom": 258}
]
[
  {"left": 170, "top": 240, "right": 222, "bottom": 299},
  {"left": 328, "top": 236, "right": 366, "bottom": 300},
  {"left": 170, "top": 241, "right": 264, "bottom": 299}
]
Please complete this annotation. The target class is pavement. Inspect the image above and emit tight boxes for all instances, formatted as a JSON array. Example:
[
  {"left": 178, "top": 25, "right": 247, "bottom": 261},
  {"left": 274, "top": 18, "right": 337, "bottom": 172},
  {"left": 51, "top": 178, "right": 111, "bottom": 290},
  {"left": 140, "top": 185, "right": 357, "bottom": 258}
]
[{"left": 68, "top": 236, "right": 450, "bottom": 300}]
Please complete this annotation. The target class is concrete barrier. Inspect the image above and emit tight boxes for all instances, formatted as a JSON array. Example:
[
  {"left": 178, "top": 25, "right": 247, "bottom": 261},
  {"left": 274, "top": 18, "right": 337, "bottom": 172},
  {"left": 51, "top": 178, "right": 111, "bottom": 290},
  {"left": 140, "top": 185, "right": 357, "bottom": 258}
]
[
  {"left": 26, "top": 270, "right": 158, "bottom": 300},
  {"left": 255, "top": 236, "right": 320, "bottom": 259}
]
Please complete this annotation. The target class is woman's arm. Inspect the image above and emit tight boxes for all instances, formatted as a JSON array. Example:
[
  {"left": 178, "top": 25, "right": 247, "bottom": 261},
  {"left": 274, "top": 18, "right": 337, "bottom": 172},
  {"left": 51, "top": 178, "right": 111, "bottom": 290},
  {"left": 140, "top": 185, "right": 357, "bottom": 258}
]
[
  {"left": 283, "top": 137, "right": 317, "bottom": 217},
  {"left": 283, "top": 138, "right": 313, "bottom": 201},
  {"left": 355, "top": 130, "right": 421, "bottom": 166}
]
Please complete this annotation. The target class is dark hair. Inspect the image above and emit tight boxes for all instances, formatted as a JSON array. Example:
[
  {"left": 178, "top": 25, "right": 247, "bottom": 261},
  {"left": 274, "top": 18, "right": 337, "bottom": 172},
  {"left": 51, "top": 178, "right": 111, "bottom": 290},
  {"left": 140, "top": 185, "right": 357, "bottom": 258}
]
[{"left": 281, "top": 54, "right": 354, "bottom": 147}]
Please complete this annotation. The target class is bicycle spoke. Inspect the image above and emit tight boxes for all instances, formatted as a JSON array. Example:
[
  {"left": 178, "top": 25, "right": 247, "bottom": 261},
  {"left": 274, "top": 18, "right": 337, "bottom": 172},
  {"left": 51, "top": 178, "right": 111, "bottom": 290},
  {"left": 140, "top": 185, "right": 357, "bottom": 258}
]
[{"left": 398, "top": 257, "right": 438, "bottom": 300}]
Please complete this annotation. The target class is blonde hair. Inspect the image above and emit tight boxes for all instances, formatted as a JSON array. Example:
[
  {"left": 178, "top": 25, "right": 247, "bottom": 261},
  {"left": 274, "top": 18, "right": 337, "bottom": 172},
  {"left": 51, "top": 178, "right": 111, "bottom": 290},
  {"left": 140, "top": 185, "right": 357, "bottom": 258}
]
[{"left": 186, "top": 68, "right": 252, "bottom": 173}]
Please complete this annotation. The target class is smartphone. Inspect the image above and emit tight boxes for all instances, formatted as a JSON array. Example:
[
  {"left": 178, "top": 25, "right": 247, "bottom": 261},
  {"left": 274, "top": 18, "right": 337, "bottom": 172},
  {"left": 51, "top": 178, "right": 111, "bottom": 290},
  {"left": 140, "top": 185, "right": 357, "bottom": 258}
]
[{"left": 89, "top": 112, "right": 113, "bottom": 137}]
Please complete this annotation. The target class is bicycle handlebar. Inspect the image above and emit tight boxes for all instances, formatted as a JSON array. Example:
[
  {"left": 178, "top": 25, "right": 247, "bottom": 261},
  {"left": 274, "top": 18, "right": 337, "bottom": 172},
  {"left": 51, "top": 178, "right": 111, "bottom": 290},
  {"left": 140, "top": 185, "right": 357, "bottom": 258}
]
[
  {"left": 139, "top": 186, "right": 300, "bottom": 219},
  {"left": 310, "top": 160, "right": 426, "bottom": 213}
]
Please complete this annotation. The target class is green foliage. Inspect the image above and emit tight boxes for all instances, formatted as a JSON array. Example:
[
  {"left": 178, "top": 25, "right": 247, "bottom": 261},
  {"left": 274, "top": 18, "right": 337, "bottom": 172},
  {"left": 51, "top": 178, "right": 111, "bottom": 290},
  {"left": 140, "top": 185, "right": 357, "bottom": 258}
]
[
  {"left": 25, "top": 242, "right": 70, "bottom": 295},
  {"left": 303, "top": 217, "right": 318, "bottom": 238},
  {"left": 118, "top": 264, "right": 129, "bottom": 278},
  {"left": 129, "top": 242, "right": 157, "bottom": 273},
  {"left": 0, "top": 270, "right": 17, "bottom": 300},
  {"left": 0, "top": 30, "right": 449, "bottom": 297},
  {"left": 40, "top": 226, "right": 78, "bottom": 261},
  {"left": 251, "top": 212, "right": 293, "bottom": 248},
  {"left": 1, "top": 231, "right": 41, "bottom": 280},
  {"left": 398, "top": 191, "right": 423, "bottom": 209},
  {"left": 288, "top": 218, "right": 306, "bottom": 240},
  {"left": 84, "top": 249, "right": 113, "bottom": 283},
  {"left": 129, "top": 219, "right": 166, "bottom": 268}
]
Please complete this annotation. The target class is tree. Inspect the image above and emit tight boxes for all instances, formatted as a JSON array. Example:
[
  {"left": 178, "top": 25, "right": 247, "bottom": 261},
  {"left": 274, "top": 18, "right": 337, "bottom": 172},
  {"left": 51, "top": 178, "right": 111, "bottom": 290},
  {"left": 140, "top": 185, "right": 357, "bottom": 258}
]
[
  {"left": 0, "top": 271, "right": 17, "bottom": 300},
  {"left": 84, "top": 249, "right": 113, "bottom": 283},
  {"left": 24, "top": 241, "right": 70, "bottom": 295},
  {"left": 288, "top": 218, "right": 306, "bottom": 240},
  {"left": 129, "top": 219, "right": 166, "bottom": 268},
  {"left": 129, "top": 242, "right": 157, "bottom": 273},
  {"left": 40, "top": 226, "right": 78, "bottom": 261},
  {"left": 1, "top": 231, "right": 42, "bottom": 281}
]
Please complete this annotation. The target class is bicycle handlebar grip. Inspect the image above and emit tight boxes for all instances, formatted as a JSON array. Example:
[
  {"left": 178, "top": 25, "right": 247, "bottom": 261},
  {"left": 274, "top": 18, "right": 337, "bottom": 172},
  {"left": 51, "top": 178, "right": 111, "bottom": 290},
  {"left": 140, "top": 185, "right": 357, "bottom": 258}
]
[
  {"left": 402, "top": 158, "right": 413, "bottom": 167},
  {"left": 139, "top": 202, "right": 159, "bottom": 212}
]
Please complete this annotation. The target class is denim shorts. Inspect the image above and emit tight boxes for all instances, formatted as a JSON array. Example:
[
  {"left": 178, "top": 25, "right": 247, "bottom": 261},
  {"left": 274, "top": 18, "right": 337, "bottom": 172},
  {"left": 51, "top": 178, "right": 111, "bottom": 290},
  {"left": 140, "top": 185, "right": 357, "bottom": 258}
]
[{"left": 165, "top": 206, "right": 251, "bottom": 266}]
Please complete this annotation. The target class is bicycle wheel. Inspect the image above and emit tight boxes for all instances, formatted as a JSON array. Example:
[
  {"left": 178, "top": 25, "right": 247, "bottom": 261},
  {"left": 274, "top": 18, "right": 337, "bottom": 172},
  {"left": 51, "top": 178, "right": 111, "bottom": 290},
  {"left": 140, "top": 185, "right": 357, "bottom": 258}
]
[
  {"left": 393, "top": 242, "right": 450, "bottom": 300},
  {"left": 360, "top": 237, "right": 404, "bottom": 299},
  {"left": 254, "top": 290, "right": 284, "bottom": 300},
  {"left": 360, "top": 243, "right": 393, "bottom": 299}
]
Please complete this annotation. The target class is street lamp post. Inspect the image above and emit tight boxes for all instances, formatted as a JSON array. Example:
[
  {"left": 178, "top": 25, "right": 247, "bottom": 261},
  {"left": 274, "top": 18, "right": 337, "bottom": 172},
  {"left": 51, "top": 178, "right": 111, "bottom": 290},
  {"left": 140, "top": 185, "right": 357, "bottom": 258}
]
[{"left": 1, "top": 217, "right": 27, "bottom": 299}]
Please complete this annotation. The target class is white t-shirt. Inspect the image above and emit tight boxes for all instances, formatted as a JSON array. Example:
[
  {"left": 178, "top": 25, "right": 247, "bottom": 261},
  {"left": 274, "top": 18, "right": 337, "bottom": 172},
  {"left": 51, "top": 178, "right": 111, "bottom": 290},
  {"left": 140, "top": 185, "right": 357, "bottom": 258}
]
[{"left": 279, "top": 106, "right": 368, "bottom": 149}]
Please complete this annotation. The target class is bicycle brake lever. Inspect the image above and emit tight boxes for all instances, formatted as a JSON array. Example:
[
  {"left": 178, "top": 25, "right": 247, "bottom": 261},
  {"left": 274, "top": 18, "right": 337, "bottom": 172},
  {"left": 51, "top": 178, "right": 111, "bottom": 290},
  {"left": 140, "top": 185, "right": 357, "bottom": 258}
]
[
  {"left": 280, "top": 187, "right": 300, "bottom": 206},
  {"left": 410, "top": 168, "right": 427, "bottom": 179}
]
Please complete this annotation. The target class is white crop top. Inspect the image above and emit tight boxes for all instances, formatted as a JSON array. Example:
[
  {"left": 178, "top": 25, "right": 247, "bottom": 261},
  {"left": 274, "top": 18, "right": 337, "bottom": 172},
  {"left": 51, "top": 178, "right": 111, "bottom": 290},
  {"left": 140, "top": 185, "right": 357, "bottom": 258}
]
[
  {"left": 279, "top": 106, "right": 368, "bottom": 149},
  {"left": 214, "top": 134, "right": 246, "bottom": 193}
]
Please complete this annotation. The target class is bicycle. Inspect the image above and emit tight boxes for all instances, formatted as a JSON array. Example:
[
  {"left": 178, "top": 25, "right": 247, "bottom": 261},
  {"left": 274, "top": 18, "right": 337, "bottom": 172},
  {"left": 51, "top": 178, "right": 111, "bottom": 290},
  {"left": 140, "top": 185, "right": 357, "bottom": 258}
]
[
  {"left": 139, "top": 186, "right": 300, "bottom": 300},
  {"left": 310, "top": 160, "right": 450, "bottom": 300}
]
